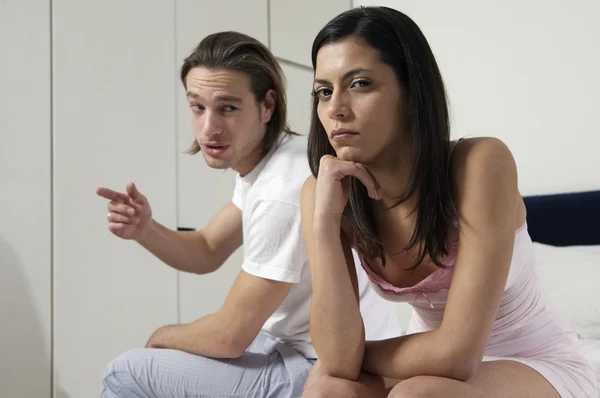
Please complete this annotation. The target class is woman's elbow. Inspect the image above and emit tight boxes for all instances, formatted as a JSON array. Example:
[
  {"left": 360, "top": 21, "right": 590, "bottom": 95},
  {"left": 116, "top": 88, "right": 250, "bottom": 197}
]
[
  {"left": 445, "top": 364, "right": 478, "bottom": 382},
  {"left": 312, "top": 338, "right": 364, "bottom": 381},
  {"left": 442, "top": 351, "right": 482, "bottom": 381},
  {"left": 318, "top": 360, "right": 363, "bottom": 382},
  {"left": 312, "top": 343, "right": 364, "bottom": 381}
]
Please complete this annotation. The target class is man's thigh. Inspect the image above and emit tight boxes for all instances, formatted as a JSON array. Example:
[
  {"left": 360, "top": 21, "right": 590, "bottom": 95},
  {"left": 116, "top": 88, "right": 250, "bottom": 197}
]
[{"left": 102, "top": 343, "right": 313, "bottom": 397}]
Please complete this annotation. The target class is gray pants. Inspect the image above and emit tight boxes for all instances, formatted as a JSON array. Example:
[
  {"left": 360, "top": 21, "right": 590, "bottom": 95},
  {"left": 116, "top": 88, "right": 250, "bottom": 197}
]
[{"left": 101, "top": 332, "right": 315, "bottom": 398}]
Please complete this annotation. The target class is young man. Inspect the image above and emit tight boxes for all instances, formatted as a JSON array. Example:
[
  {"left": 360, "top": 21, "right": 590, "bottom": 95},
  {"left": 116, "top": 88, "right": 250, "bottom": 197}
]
[{"left": 96, "top": 31, "right": 401, "bottom": 398}]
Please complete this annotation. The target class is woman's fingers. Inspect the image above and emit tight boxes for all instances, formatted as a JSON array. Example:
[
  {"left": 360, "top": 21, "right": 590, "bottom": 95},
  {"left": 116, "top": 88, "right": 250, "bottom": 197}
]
[
  {"left": 320, "top": 155, "right": 381, "bottom": 200},
  {"left": 352, "top": 162, "right": 381, "bottom": 200}
]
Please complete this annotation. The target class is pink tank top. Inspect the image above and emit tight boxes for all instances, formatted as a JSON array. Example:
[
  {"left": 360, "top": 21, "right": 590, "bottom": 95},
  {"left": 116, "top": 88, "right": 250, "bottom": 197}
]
[
  {"left": 351, "top": 140, "right": 574, "bottom": 350},
  {"left": 349, "top": 141, "right": 599, "bottom": 396},
  {"left": 353, "top": 222, "right": 528, "bottom": 309},
  {"left": 353, "top": 139, "right": 462, "bottom": 308}
]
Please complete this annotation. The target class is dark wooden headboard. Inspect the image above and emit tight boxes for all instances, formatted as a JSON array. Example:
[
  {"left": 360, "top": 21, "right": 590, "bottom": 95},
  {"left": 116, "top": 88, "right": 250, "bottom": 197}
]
[{"left": 523, "top": 190, "right": 600, "bottom": 246}]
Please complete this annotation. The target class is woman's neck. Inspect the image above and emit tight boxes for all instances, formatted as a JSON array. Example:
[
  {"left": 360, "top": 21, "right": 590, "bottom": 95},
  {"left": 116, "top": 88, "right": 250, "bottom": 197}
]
[
  {"left": 366, "top": 139, "right": 415, "bottom": 212},
  {"left": 367, "top": 153, "right": 421, "bottom": 252}
]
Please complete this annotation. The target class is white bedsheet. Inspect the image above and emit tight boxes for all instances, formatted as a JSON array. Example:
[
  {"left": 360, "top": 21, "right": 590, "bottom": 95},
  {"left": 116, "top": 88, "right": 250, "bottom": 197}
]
[{"left": 578, "top": 339, "right": 600, "bottom": 381}]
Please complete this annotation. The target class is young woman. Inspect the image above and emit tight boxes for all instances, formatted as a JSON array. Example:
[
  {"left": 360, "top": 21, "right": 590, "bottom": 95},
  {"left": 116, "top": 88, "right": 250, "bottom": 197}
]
[{"left": 300, "top": 6, "right": 599, "bottom": 398}]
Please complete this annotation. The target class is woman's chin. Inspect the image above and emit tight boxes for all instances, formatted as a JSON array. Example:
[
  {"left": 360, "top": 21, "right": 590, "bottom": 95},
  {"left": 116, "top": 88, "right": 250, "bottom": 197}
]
[{"left": 335, "top": 146, "right": 366, "bottom": 163}]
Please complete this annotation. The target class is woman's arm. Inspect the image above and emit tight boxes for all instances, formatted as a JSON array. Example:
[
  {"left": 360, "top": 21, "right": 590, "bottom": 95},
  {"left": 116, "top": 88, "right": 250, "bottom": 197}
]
[
  {"left": 300, "top": 175, "right": 365, "bottom": 380},
  {"left": 363, "top": 137, "right": 522, "bottom": 381}
]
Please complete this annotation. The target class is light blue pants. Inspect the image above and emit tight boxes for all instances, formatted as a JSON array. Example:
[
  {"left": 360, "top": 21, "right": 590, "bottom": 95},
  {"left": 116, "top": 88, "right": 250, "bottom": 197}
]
[{"left": 101, "top": 332, "right": 315, "bottom": 398}]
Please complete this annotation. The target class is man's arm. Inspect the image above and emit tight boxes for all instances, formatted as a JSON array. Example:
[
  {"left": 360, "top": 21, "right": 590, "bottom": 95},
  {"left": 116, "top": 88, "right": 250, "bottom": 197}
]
[
  {"left": 138, "top": 202, "right": 243, "bottom": 274},
  {"left": 146, "top": 269, "right": 293, "bottom": 357},
  {"left": 146, "top": 199, "right": 306, "bottom": 358}
]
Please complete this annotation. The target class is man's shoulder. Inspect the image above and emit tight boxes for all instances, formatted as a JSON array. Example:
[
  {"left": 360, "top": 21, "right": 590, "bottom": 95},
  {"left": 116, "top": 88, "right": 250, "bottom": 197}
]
[
  {"left": 266, "top": 133, "right": 309, "bottom": 169},
  {"left": 252, "top": 134, "right": 311, "bottom": 206}
]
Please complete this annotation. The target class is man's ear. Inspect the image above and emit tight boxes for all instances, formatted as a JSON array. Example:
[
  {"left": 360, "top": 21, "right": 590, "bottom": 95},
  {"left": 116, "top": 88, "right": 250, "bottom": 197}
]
[{"left": 261, "top": 89, "right": 276, "bottom": 124}]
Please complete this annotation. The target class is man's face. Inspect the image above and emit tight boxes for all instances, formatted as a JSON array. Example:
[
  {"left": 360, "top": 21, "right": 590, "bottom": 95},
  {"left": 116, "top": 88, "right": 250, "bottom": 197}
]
[{"left": 185, "top": 67, "right": 274, "bottom": 175}]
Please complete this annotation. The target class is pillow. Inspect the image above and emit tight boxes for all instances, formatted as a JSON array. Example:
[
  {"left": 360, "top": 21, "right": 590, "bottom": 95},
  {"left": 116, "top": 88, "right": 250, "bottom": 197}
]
[
  {"left": 573, "top": 245, "right": 600, "bottom": 255},
  {"left": 577, "top": 339, "right": 600, "bottom": 381},
  {"left": 533, "top": 243, "right": 600, "bottom": 339}
]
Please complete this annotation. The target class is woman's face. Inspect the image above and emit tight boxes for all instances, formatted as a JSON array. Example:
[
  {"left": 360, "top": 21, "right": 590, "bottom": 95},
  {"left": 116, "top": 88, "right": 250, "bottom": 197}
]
[{"left": 313, "top": 37, "right": 407, "bottom": 164}]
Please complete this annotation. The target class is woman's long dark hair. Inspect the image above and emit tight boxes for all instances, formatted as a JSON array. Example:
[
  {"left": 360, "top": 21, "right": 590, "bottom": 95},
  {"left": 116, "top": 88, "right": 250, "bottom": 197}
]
[{"left": 308, "top": 6, "right": 456, "bottom": 270}]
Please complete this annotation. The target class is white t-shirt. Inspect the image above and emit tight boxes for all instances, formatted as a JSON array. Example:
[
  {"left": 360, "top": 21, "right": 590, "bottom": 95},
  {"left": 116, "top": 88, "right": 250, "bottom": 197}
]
[{"left": 232, "top": 133, "right": 402, "bottom": 358}]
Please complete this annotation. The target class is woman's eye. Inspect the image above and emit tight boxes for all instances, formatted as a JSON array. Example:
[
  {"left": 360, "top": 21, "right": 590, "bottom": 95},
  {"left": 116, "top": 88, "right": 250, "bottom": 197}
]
[
  {"left": 315, "top": 88, "right": 332, "bottom": 99},
  {"left": 352, "top": 79, "right": 371, "bottom": 88}
]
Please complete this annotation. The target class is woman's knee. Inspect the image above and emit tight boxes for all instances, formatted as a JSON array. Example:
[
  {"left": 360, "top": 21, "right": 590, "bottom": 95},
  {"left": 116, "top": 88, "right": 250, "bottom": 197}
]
[
  {"left": 387, "top": 376, "right": 439, "bottom": 398},
  {"left": 303, "top": 369, "right": 386, "bottom": 398},
  {"left": 302, "top": 374, "right": 361, "bottom": 398}
]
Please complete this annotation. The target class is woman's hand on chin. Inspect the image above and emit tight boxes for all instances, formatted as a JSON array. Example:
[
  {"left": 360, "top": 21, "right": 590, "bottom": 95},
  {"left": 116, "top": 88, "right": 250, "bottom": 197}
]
[{"left": 314, "top": 155, "right": 381, "bottom": 224}]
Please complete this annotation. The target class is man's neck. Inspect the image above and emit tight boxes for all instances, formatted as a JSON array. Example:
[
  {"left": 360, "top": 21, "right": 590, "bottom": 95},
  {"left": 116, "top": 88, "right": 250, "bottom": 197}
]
[{"left": 234, "top": 147, "right": 265, "bottom": 177}]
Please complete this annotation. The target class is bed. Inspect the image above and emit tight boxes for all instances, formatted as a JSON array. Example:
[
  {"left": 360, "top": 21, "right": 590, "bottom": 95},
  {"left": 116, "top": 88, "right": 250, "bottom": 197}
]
[{"left": 523, "top": 189, "right": 600, "bottom": 382}]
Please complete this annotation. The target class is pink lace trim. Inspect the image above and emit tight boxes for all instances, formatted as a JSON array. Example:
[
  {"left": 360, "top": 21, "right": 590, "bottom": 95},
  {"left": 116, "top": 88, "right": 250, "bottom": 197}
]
[
  {"left": 355, "top": 241, "right": 458, "bottom": 298},
  {"left": 354, "top": 222, "right": 528, "bottom": 299}
]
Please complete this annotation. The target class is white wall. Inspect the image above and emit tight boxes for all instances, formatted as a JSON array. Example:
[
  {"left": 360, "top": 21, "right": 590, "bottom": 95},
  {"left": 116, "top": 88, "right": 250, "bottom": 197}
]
[
  {"left": 0, "top": 2, "right": 52, "bottom": 397},
  {"left": 356, "top": 0, "right": 600, "bottom": 196},
  {"left": 270, "top": 0, "right": 352, "bottom": 67},
  {"left": 2, "top": 0, "right": 599, "bottom": 396},
  {"left": 52, "top": 1, "right": 178, "bottom": 397},
  {"left": 280, "top": 62, "right": 315, "bottom": 135}
]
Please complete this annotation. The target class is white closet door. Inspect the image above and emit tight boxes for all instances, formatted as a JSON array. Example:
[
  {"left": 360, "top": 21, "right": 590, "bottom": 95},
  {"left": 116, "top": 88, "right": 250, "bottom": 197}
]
[
  {"left": 270, "top": 0, "right": 351, "bottom": 67},
  {"left": 0, "top": 2, "right": 51, "bottom": 397},
  {"left": 281, "top": 62, "right": 315, "bottom": 136},
  {"left": 175, "top": 0, "right": 268, "bottom": 323},
  {"left": 52, "top": 2, "right": 178, "bottom": 396}
]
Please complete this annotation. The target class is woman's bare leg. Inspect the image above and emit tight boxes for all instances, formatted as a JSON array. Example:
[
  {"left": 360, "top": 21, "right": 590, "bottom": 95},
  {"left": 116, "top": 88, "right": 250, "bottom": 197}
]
[{"left": 386, "top": 360, "right": 560, "bottom": 398}]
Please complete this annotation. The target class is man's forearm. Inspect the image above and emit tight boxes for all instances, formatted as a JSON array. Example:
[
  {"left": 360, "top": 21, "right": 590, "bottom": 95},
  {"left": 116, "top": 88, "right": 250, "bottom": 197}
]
[
  {"left": 146, "top": 313, "right": 246, "bottom": 358},
  {"left": 137, "top": 220, "right": 218, "bottom": 274}
]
